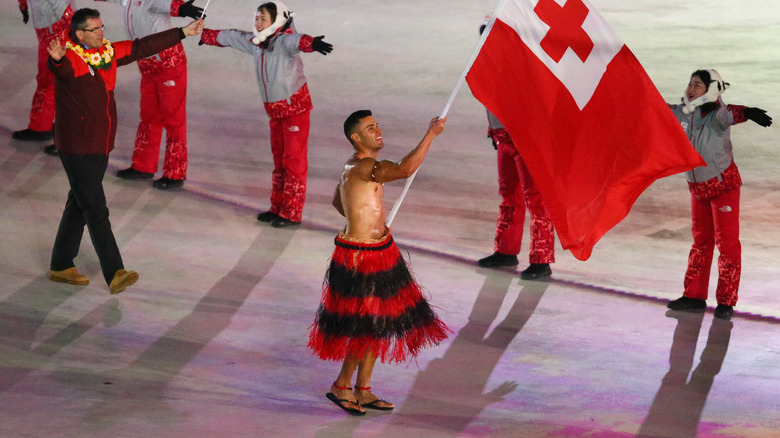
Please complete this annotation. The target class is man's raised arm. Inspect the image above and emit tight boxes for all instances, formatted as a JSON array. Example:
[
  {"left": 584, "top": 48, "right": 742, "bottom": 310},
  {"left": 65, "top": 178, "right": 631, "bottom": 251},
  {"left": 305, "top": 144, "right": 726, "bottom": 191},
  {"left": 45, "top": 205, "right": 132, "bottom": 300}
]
[{"left": 373, "top": 117, "right": 446, "bottom": 183}]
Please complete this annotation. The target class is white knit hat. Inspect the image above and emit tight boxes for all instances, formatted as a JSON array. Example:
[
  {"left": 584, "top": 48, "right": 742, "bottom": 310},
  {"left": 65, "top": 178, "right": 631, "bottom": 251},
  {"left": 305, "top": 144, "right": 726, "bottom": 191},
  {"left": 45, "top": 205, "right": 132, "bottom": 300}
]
[
  {"left": 252, "top": 1, "right": 294, "bottom": 44},
  {"left": 682, "top": 69, "right": 729, "bottom": 114}
]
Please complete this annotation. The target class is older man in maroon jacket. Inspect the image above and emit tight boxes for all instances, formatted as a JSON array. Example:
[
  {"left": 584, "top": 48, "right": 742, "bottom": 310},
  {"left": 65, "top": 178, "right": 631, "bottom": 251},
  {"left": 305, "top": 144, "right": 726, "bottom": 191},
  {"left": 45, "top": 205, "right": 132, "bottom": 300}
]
[{"left": 46, "top": 7, "right": 202, "bottom": 294}]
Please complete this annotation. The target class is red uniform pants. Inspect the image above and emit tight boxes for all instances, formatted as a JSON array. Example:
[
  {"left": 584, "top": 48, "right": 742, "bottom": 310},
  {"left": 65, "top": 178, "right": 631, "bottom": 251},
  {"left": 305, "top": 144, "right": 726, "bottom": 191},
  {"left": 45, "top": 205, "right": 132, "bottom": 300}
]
[
  {"left": 28, "top": 34, "right": 60, "bottom": 132},
  {"left": 683, "top": 188, "right": 741, "bottom": 306},
  {"left": 494, "top": 141, "right": 555, "bottom": 263},
  {"left": 131, "top": 62, "right": 188, "bottom": 180},
  {"left": 268, "top": 111, "right": 310, "bottom": 222}
]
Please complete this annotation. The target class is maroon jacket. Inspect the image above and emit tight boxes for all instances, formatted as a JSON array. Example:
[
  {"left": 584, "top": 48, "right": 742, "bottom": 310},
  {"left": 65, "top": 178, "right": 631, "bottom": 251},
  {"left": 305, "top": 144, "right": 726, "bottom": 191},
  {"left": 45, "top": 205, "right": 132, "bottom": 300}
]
[{"left": 48, "top": 28, "right": 183, "bottom": 155}]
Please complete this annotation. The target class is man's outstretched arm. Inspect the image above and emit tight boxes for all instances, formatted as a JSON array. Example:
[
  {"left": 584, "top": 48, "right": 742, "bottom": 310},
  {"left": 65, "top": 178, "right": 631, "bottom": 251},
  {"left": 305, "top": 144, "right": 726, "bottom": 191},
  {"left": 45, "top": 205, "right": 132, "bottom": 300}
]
[{"left": 373, "top": 116, "right": 446, "bottom": 183}]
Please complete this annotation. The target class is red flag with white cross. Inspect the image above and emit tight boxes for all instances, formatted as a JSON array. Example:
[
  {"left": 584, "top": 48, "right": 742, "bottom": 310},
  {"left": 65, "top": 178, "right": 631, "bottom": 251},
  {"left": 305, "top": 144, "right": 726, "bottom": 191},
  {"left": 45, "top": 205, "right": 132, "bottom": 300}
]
[{"left": 466, "top": 0, "right": 704, "bottom": 261}]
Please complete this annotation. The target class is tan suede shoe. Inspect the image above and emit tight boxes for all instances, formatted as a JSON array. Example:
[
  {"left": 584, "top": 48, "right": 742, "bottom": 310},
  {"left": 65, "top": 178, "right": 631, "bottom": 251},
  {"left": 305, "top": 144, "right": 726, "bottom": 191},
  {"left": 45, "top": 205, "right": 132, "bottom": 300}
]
[
  {"left": 49, "top": 267, "right": 89, "bottom": 285},
  {"left": 109, "top": 269, "right": 139, "bottom": 295}
]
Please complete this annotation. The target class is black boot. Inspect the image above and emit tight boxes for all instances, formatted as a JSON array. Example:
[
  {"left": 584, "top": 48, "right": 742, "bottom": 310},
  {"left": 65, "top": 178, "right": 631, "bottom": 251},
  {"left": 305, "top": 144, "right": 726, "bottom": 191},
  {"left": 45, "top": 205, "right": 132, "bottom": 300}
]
[
  {"left": 714, "top": 304, "right": 734, "bottom": 320},
  {"left": 270, "top": 216, "right": 301, "bottom": 228},
  {"left": 256, "top": 211, "right": 279, "bottom": 222},
  {"left": 12, "top": 128, "right": 52, "bottom": 141},
  {"left": 667, "top": 296, "right": 706, "bottom": 311},
  {"left": 153, "top": 177, "right": 184, "bottom": 190},
  {"left": 520, "top": 263, "right": 552, "bottom": 280},
  {"left": 117, "top": 167, "right": 154, "bottom": 179},
  {"left": 43, "top": 144, "right": 58, "bottom": 156},
  {"left": 477, "top": 252, "right": 519, "bottom": 268}
]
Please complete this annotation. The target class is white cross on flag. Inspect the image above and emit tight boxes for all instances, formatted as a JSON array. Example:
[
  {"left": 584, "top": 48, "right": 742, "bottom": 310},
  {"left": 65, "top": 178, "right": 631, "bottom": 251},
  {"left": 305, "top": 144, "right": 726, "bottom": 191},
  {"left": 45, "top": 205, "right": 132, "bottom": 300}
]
[{"left": 466, "top": 0, "right": 705, "bottom": 261}]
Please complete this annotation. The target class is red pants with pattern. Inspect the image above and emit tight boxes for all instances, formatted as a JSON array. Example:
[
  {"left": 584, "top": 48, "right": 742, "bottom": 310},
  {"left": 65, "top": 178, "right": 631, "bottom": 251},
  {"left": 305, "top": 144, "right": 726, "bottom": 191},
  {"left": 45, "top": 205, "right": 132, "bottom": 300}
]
[
  {"left": 268, "top": 111, "right": 309, "bottom": 222},
  {"left": 28, "top": 35, "right": 60, "bottom": 132},
  {"left": 131, "top": 63, "right": 188, "bottom": 180},
  {"left": 494, "top": 141, "right": 555, "bottom": 263},
  {"left": 683, "top": 188, "right": 741, "bottom": 306}
]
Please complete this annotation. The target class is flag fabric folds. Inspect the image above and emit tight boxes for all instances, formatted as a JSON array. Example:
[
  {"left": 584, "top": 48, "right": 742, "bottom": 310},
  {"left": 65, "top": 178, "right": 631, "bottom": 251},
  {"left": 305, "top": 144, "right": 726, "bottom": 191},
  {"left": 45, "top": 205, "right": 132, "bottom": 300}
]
[{"left": 466, "top": 0, "right": 705, "bottom": 261}]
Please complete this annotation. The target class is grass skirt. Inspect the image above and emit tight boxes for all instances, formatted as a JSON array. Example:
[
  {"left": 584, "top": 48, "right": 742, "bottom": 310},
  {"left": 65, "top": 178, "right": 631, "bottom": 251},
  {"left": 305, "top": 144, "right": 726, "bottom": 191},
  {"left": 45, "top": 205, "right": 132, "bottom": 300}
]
[{"left": 308, "top": 231, "right": 450, "bottom": 363}]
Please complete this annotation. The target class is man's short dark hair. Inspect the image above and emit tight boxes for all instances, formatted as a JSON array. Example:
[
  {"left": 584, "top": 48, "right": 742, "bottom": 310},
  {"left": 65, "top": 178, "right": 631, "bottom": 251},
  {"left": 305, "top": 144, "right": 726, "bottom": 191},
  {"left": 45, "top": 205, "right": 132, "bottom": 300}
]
[
  {"left": 343, "top": 110, "right": 372, "bottom": 144},
  {"left": 70, "top": 8, "right": 101, "bottom": 42}
]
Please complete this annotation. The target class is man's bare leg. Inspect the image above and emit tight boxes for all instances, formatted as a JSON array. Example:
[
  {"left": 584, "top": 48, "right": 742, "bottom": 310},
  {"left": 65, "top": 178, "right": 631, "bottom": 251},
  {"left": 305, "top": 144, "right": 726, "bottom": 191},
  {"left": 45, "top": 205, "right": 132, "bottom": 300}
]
[
  {"left": 330, "top": 356, "right": 364, "bottom": 413},
  {"left": 354, "top": 350, "right": 394, "bottom": 409}
]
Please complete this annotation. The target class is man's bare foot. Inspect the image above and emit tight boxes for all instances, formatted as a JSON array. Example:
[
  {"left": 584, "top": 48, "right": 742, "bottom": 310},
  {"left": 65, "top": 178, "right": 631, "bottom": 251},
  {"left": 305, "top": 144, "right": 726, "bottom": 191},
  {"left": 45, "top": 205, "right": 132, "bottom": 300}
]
[
  {"left": 354, "top": 386, "right": 394, "bottom": 410},
  {"left": 328, "top": 382, "right": 365, "bottom": 415}
]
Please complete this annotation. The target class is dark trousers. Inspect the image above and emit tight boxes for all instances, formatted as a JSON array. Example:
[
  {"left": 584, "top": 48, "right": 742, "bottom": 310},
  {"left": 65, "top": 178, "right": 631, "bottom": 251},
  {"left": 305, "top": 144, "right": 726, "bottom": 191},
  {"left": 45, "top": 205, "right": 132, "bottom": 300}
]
[{"left": 50, "top": 153, "right": 123, "bottom": 285}]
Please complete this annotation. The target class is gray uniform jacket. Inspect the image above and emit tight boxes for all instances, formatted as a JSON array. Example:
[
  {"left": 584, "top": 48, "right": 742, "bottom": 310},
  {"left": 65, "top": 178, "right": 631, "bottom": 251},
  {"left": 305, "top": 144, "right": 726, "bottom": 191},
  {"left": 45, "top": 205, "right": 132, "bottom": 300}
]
[
  {"left": 102, "top": 0, "right": 183, "bottom": 65},
  {"left": 104, "top": 0, "right": 176, "bottom": 39},
  {"left": 25, "top": 0, "right": 74, "bottom": 29},
  {"left": 486, "top": 110, "right": 504, "bottom": 132},
  {"left": 669, "top": 98, "right": 736, "bottom": 184},
  {"left": 215, "top": 29, "right": 307, "bottom": 104}
]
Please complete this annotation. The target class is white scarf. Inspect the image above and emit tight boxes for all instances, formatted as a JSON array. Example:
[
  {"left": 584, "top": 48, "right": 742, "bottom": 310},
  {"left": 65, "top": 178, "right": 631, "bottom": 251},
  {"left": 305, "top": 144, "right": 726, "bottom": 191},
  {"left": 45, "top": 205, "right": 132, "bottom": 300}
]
[{"left": 252, "top": 1, "right": 294, "bottom": 44}]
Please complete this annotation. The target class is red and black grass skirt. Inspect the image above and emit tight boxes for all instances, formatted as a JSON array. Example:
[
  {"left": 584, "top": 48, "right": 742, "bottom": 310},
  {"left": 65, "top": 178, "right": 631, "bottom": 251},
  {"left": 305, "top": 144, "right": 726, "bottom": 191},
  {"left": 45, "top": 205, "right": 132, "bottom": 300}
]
[{"left": 308, "top": 231, "right": 450, "bottom": 363}]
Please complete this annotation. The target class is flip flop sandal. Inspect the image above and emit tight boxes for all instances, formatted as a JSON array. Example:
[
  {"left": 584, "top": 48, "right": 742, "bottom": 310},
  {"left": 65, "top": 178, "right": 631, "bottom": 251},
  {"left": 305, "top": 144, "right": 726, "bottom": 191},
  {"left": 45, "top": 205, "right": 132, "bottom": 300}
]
[
  {"left": 360, "top": 399, "right": 394, "bottom": 411},
  {"left": 326, "top": 392, "right": 366, "bottom": 416},
  {"left": 355, "top": 386, "right": 394, "bottom": 410}
]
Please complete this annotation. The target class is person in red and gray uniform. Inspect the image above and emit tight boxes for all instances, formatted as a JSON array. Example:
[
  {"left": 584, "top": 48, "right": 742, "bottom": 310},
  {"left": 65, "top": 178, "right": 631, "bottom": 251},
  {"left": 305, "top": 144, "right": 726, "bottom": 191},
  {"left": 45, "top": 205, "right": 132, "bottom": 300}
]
[
  {"left": 46, "top": 7, "right": 203, "bottom": 293},
  {"left": 477, "top": 110, "right": 556, "bottom": 280},
  {"left": 13, "top": 0, "right": 75, "bottom": 153},
  {"left": 666, "top": 69, "right": 772, "bottom": 320},
  {"left": 199, "top": 2, "right": 332, "bottom": 227},
  {"left": 474, "top": 19, "right": 555, "bottom": 280},
  {"left": 102, "top": 0, "right": 205, "bottom": 190}
]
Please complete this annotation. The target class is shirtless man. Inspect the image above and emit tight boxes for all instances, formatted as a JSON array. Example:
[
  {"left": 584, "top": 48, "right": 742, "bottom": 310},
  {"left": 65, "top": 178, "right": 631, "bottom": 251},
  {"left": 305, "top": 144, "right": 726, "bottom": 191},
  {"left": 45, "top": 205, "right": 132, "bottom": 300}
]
[{"left": 308, "top": 110, "right": 449, "bottom": 415}]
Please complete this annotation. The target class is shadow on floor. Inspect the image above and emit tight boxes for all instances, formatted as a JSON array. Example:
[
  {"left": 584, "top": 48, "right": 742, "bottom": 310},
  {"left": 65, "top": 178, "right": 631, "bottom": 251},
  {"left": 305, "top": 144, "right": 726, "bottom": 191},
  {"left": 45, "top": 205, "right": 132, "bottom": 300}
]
[{"left": 637, "top": 310, "right": 733, "bottom": 437}]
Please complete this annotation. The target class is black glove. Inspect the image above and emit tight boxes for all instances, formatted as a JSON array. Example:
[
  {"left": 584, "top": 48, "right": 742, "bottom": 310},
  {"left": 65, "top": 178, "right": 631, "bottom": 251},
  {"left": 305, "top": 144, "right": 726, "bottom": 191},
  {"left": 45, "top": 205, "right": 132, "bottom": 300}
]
[
  {"left": 745, "top": 107, "right": 772, "bottom": 127},
  {"left": 20, "top": 7, "right": 29, "bottom": 24},
  {"left": 178, "top": 0, "right": 204, "bottom": 20},
  {"left": 312, "top": 36, "right": 332, "bottom": 55}
]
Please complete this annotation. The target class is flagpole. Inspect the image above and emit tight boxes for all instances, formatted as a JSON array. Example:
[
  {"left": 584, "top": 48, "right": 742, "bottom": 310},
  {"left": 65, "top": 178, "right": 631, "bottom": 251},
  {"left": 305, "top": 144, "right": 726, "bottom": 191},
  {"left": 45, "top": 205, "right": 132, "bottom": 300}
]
[
  {"left": 385, "top": 0, "right": 507, "bottom": 227},
  {"left": 199, "top": 0, "right": 212, "bottom": 19}
]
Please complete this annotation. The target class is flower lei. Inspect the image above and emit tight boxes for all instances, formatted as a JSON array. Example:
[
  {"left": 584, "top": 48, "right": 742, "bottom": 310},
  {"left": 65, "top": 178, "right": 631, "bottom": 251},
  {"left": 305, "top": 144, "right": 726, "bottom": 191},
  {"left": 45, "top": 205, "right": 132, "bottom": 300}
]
[{"left": 66, "top": 39, "right": 115, "bottom": 70}]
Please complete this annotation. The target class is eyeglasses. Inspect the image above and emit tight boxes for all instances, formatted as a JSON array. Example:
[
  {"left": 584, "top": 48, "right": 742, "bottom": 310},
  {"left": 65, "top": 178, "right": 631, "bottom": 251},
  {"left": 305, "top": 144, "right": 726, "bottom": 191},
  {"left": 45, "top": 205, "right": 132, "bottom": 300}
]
[{"left": 80, "top": 25, "right": 105, "bottom": 33}]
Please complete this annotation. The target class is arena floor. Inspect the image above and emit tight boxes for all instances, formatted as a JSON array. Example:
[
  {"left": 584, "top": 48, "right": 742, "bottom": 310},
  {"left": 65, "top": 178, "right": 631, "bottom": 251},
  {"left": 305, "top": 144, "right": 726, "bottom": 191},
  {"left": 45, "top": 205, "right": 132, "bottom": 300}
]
[{"left": 1, "top": 1, "right": 779, "bottom": 436}]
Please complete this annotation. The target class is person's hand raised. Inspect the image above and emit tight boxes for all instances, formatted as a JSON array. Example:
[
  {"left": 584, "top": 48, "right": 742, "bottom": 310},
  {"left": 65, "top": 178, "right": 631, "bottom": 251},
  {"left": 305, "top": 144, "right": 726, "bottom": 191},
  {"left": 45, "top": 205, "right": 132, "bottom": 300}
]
[
  {"left": 745, "top": 107, "right": 772, "bottom": 127},
  {"left": 177, "top": 0, "right": 205, "bottom": 20},
  {"left": 182, "top": 19, "right": 205, "bottom": 37},
  {"left": 427, "top": 116, "right": 447, "bottom": 138},
  {"left": 312, "top": 36, "right": 333, "bottom": 55},
  {"left": 47, "top": 38, "right": 67, "bottom": 62}
]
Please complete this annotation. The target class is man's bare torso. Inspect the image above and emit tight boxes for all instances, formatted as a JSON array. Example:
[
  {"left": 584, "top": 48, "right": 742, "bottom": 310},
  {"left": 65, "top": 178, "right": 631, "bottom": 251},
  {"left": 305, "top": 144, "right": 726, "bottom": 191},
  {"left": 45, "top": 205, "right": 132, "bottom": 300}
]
[{"left": 339, "top": 156, "right": 388, "bottom": 240}]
